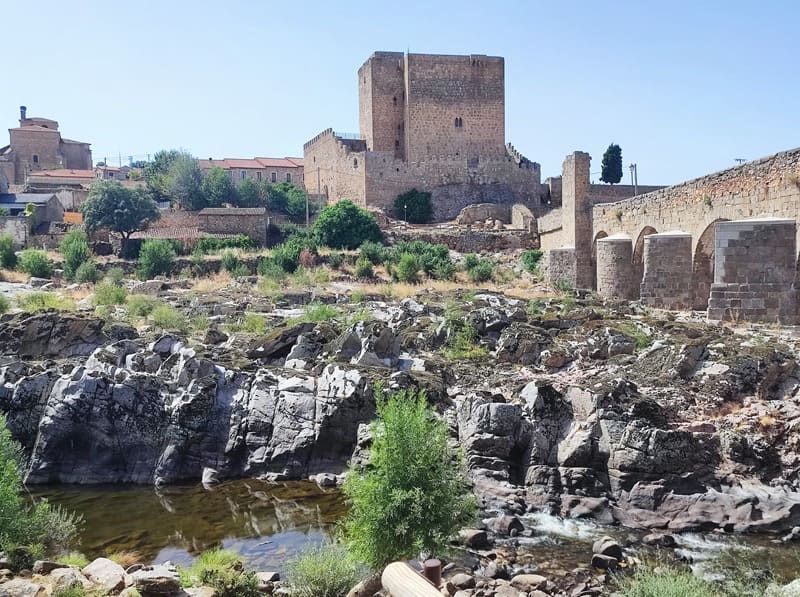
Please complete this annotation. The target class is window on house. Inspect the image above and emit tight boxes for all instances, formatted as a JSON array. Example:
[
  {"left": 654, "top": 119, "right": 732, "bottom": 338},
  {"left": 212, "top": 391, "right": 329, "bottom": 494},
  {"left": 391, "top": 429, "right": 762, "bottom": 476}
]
[
  {"left": 271, "top": 172, "right": 277, "bottom": 183},
  {"left": 286, "top": 173, "right": 291, "bottom": 183},
  {"left": 353, "top": 158, "right": 358, "bottom": 168},
  {"left": 240, "top": 170, "right": 246, "bottom": 179},
  {"left": 32, "top": 154, "right": 39, "bottom": 164},
  {"left": 257, "top": 171, "right": 262, "bottom": 181}
]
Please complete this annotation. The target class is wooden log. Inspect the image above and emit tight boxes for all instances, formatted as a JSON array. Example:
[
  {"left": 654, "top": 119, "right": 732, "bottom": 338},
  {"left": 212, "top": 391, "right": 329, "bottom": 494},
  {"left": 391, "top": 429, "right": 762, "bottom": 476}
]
[{"left": 381, "top": 562, "right": 441, "bottom": 596}]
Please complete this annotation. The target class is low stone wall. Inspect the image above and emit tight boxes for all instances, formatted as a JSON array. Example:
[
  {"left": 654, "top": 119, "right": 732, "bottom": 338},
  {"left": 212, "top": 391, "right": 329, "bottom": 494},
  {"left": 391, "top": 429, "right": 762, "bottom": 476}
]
[
  {"left": 455, "top": 203, "right": 511, "bottom": 225},
  {"left": 389, "top": 226, "right": 537, "bottom": 253},
  {"left": 542, "top": 248, "right": 577, "bottom": 288}
]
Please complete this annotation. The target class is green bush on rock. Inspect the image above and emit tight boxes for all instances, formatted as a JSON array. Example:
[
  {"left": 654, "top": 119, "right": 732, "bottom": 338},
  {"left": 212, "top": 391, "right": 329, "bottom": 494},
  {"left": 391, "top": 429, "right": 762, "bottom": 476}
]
[
  {"left": 342, "top": 387, "right": 476, "bottom": 569},
  {"left": 17, "top": 249, "right": 53, "bottom": 279},
  {"left": 137, "top": 239, "right": 176, "bottom": 280},
  {"left": 286, "top": 543, "right": 364, "bottom": 597},
  {"left": 313, "top": 200, "right": 382, "bottom": 250},
  {"left": 179, "top": 549, "right": 260, "bottom": 597}
]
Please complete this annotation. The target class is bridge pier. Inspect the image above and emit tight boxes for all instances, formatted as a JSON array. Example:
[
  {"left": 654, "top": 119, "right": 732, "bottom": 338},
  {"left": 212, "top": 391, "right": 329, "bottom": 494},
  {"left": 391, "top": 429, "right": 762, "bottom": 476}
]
[
  {"left": 707, "top": 218, "right": 798, "bottom": 323},
  {"left": 596, "top": 233, "right": 634, "bottom": 300},
  {"left": 640, "top": 231, "right": 693, "bottom": 309}
]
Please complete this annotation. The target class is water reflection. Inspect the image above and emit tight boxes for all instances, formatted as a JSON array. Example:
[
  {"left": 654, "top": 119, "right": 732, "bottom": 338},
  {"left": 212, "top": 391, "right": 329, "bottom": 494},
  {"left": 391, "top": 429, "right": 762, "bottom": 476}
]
[{"left": 32, "top": 480, "right": 345, "bottom": 571}]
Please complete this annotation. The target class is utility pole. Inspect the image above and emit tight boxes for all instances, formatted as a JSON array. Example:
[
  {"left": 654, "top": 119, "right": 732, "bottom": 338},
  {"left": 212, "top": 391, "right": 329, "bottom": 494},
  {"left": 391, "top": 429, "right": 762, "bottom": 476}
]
[{"left": 629, "top": 163, "right": 638, "bottom": 196}]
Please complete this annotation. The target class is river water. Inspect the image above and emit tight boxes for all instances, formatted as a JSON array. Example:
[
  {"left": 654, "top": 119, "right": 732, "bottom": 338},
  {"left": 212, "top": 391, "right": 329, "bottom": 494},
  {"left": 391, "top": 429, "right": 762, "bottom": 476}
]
[{"left": 32, "top": 481, "right": 800, "bottom": 580}]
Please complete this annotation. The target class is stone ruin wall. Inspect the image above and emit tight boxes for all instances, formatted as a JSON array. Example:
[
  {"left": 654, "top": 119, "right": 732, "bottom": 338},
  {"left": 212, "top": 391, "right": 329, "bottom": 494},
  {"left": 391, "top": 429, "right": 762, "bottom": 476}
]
[{"left": 303, "top": 129, "right": 367, "bottom": 207}]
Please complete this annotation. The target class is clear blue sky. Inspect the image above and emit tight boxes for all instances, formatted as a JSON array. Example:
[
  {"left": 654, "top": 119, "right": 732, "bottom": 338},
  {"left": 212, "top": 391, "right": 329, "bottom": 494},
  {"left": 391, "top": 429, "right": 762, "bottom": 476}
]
[{"left": 3, "top": 0, "right": 798, "bottom": 184}]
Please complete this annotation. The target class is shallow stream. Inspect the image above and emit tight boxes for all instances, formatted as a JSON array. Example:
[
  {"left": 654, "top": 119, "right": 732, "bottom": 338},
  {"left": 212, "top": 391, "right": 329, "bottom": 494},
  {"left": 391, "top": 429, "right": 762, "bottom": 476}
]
[{"left": 33, "top": 481, "right": 800, "bottom": 579}]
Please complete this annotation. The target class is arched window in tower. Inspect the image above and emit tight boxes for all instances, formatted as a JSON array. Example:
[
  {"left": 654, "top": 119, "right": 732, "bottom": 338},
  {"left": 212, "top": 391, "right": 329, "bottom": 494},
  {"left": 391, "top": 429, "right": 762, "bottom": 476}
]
[
  {"left": 393, "top": 96, "right": 397, "bottom": 106},
  {"left": 454, "top": 117, "right": 463, "bottom": 129},
  {"left": 353, "top": 158, "right": 358, "bottom": 168},
  {"left": 32, "top": 154, "right": 39, "bottom": 164}
]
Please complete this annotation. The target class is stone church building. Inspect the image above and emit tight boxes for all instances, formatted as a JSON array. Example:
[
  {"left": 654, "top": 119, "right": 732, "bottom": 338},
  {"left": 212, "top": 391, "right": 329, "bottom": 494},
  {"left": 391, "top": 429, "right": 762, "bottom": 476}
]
[
  {"left": 0, "top": 106, "right": 92, "bottom": 185},
  {"left": 304, "top": 52, "right": 544, "bottom": 222}
]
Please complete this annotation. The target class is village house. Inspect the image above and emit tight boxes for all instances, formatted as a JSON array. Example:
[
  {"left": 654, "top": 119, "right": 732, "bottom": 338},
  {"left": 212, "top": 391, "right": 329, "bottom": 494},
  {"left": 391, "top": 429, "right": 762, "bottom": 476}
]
[
  {"left": 197, "top": 157, "right": 304, "bottom": 187},
  {"left": 0, "top": 106, "right": 92, "bottom": 185}
]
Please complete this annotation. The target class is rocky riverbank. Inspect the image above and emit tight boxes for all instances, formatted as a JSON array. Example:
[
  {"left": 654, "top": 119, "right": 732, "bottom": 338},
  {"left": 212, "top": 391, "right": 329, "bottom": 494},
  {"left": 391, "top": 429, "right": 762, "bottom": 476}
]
[{"left": 3, "top": 273, "right": 800, "bottom": 594}]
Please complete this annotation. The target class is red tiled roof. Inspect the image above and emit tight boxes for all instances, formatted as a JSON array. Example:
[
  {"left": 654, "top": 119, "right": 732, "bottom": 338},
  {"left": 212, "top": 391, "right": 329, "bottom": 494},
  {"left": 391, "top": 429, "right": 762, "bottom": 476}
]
[
  {"left": 28, "top": 169, "right": 95, "bottom": 179},
  {"left": 198, "top": 157, "right": 304, "bottom": 170},
  {"left": 130, "top": 227, "right": 236, "bottom": 240}
]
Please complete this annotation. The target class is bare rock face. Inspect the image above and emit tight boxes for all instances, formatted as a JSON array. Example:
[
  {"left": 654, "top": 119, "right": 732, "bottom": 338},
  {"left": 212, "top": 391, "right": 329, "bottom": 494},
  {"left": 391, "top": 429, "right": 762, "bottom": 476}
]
[
  {"left": 82, "top": 558, "right": 128, "bottom": 593},
  {"left": 0, "top": 312, "right": 107, "bottom": 358}
]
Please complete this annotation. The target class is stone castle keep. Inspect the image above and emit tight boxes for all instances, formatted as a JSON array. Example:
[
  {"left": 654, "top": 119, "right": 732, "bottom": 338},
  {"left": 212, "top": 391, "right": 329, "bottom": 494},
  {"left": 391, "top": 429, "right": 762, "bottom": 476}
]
[{"left": 304, "top": 52, "right": 544, "bottom": 221}]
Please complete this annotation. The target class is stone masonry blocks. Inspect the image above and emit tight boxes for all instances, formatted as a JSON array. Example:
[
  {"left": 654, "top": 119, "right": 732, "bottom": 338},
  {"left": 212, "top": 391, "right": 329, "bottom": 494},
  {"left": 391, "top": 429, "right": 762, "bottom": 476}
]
[
  {"left": 639, "top": 231, "right": 693, "bottom": 310},
  {"left": 596, "top": 234, "right": 634, "bottom": 300},
  {"left": 708, "top": 218, "right": 797, "bottom": 323},
  {"left": 543, "top": 248, "right": 577, "bottom": 289}
]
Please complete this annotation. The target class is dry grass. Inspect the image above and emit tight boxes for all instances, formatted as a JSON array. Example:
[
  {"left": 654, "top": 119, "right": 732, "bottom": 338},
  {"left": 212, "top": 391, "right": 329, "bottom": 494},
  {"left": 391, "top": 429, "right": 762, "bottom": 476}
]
[
  {"left": 107, "top": 550, "right": 145, "bottom": 568},
  {"left": 0, "top": 269, "right": 29, "bottom": 283},
  {"left": 63, "top": 285, "right": 94, "bottom": 302},
  {"left": 191, "top": 271, "right": 232, "bottom": 293}
]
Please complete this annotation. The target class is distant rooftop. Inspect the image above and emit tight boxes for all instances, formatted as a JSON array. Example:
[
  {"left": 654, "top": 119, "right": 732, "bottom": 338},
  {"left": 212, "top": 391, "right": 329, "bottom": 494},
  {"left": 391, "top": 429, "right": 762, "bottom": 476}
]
[
  {"left": 198, "top": 207, "right": 266, "bottom": 216},
  {"left": 27, "top": 169, "right": 95, "bottom": 179},
  {"left": 0, "top": 192, "right": 56, "bottom": 205},
  {"left": 198, "top": 157, "right": 303, "bottom": 169}
]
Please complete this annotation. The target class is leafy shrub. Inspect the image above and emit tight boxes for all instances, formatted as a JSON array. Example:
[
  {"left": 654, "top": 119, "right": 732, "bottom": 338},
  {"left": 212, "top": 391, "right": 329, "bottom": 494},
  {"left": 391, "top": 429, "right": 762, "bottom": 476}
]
[
  {"left": 298, "top": 302, "right": 339, "bottom": 322},
  {"left": 150, "top": 304, "right": 188, "bottom": 333},
  {"left": 60, "top": 230, "right": 91, "bottom": 281},
  {"left": 271, "top": 233, "right": 318, "bottom": 273},
  {"left": 394, "top": 189, "right": 433, "bottom": 224},
  {"left": 74, "top": 261, "right": 100, "bottom": 284},
  {"left": 127, "top": 294, "right": 160, "bottom": 318},
  {"left": 178, "top": 549, "right": 259, "bottom": 597},
  {"left": 230, "top": 263, "right": 250, "bottom": 278},
  {"left": 463, "top": 253, "right": 480, "bottom": 271},
  {"left": 314, "top": 200, "right": 382, "bottom": 249},
  {"left": 445, "top": 323, "right": 488, "bottom": 360},
  {"left": 522, "top": 249, "right": 544, "bottom": 274},
  {"left": 467, "top": 260, "right": 493, "bottom": 283},
  {"left": 0, "top": 234, "right": 17, "bottom": 269},
  {"left": 0, "top": 415, "right": 81, "bottom": 560},
  {"left": 554, "top": 278, "right": 573, "bottom": 293},
  {"left": 615, "top": 562, "right": 719, "bottom": 597},
  {"left": 52, "top": 585, "right": 87, "bottom": 597},
  {"left": 327, "top": 252, "right": 344, "bottom": 269},
  {"left": 432, "top": 260, "right": 456, "bottom": 281},
  {"left": 105, "top": 267, "right": 126, "bottom": 285},
  {"left": 359, "top": 241, "right": 388, "bottom": 265},
  {"left": 342, "top": 387, "right": 476, "bottom": 569},
  {"left": 231, "top": 313, "right": 268, "bottom": 335},
  {"left": 220, "top": 250, "right": 240, "bottom": 273},
  {"left": 354, "top": 257, "right": 374, "bottom": 279},
  {"left": 0, "top": 295, "right": 9, "bottom": 315},
  {"left": 137, "top": 239, "right": 176, "bottom": 280},
  {"left": 17, "top": 249, "right": 53, "bottom": 278},
  {"left": 18, "top": 293, "right": 75, "bottom": 312},
  {"left": 285, "top": 543, "right": 364, "bottom": 597},
  {"left": 194, "top": 235, "right": 255, "bottom": 254},
  {"left": 93, "top": 281, "right": 128, "bottom": 306},
  {"left": 257, "top": 258, "right": 288, "bottom": 281},
  {"left": 394, "top": 253, "right": 421, "bottom": 283}
]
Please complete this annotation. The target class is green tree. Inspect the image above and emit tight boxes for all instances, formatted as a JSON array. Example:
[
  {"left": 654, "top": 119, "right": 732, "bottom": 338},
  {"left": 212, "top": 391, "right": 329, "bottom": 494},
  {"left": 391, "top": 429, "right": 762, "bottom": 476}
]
[
  {"left": 342, "top": 387, "right": 476, "bottom": 570},
  {"left": 0, "top": 234, "right": 17, "bottom": 269},
  {"left": 82, "top": 180, "right": 160, "bottom": 254},
  {"left": 201, "top": 167, "right": 237, "bottom": 207},
  {"left": 600, "top": 143, "right": 623, "bottom": 185},
  {"left": 236, "top": 178, "right": 263, "bottom": 208},
  {"left": 166, "top": 153, "right": 204, "bottom": 210},
  {"left": 313, "top": 200, "right": 382, "bottom": 249},
  {"left": 394, "top": 189, "right": 433, "bottom": 224},
  {"left": 284, "top": 185, "right": 311, "bottom": 222},
  {"left": 60, "top": 230, "right": 92, "bottom": 281},
  {"left": 144, "top": 149, "right": 182, "bottom": 203}
]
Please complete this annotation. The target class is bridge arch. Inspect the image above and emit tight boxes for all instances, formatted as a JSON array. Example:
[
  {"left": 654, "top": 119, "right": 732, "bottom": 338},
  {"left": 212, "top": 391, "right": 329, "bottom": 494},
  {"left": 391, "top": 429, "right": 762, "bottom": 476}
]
[
  {"left": 692, "top": 218, "right": 729, "bottom": 310},
  {"left": 632, "top": 226, "right": 658, "bottom": 298},
  {"left": 591, "top": 231, "right": 608, "bottom": 290}
]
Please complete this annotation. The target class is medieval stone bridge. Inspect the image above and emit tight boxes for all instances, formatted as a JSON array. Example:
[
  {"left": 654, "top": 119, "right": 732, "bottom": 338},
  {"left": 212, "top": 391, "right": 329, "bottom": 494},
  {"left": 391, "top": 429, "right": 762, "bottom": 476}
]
[{"left": 538, "top": 147, "right": 800, "bottom": 319}]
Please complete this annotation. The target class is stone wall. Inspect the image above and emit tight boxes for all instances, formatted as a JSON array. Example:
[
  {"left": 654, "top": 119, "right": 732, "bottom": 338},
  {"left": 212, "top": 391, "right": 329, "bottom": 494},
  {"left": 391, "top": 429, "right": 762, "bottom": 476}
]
[
  {"left": 596, "top": 234, "right": 634, "bottom": 300},
  {"left": 0, "top": 217, "right": 30, "bottom": 247},
  {"left": 588, "top": 183, "right": 665, "bottom": 205},
  {"left": 303, "top": 130, "right": 367, "bottom": 206},
  {"left": 537, "top": 208, "right": 563, "bottom": 249},
  {"left": 541, "top": 248, "right": 576, "bottom": 288},
  {"left": 707, "top": 219, "right": 797, "bottom": 323},
  {"left": 455, "top": 203, "right": 511, "bottom": 225},
  {"left": 198, "top": 209, "right": 269, "bottom": 245},
  {"left": 511, "top": 204, "right": 535, "bottom": 231},
  {"left": 358, "top": 52, "right": 406, "bottom": 157},
  {"left": 389, "top": 226, "right": 536, "bottom": 253}
]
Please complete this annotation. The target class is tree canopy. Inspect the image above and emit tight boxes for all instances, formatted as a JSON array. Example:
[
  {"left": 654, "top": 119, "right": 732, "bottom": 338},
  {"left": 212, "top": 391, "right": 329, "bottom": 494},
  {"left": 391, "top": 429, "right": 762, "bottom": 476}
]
[
  {"left": 600, "top": 143, "right": 623, "bottom": 185},
  {"left": 201, "top": 167, "right": 237, "bottom": 207},
  {"left": 81, "top": 180, "right": 160, "bottom": 241},
  {"left": 313, "top": 200, "right": 382, "bottom": 249},
  {"left": 394, "top": 189, "right": 433, "bottom": 224}
]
